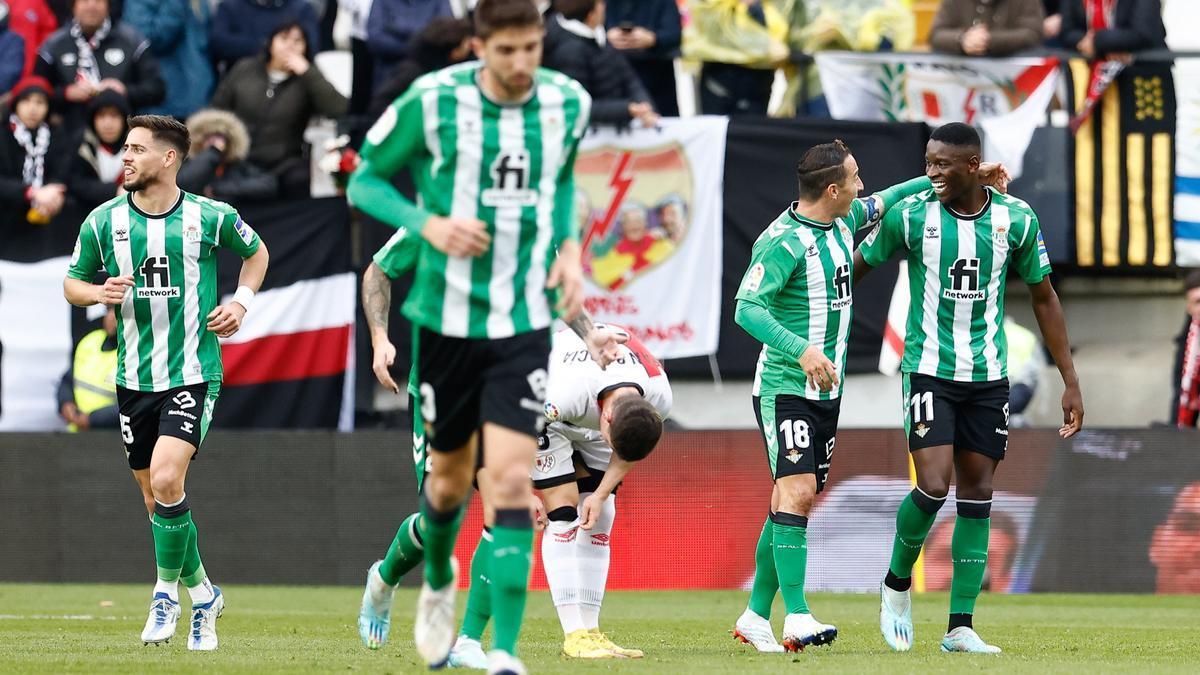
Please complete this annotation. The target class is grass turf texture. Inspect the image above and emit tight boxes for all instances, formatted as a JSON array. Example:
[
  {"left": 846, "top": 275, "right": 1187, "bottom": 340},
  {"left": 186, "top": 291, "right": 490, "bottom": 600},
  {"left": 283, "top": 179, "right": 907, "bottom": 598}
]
[{"left": 1, "top": 585, "right": 1197, "bottom": 673}]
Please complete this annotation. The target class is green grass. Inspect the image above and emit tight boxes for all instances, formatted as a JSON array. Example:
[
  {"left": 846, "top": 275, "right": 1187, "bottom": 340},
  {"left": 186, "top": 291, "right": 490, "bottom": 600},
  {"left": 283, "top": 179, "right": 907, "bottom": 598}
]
[{"left": 1, "top": 585, "right": 1197, "bottom": 673}]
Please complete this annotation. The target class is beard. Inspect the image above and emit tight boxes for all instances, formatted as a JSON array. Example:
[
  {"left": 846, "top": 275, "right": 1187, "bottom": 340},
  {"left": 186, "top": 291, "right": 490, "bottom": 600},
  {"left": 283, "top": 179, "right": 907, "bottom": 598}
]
[{"left": 123, "top": 173, "right": 150, "bottom": 193}]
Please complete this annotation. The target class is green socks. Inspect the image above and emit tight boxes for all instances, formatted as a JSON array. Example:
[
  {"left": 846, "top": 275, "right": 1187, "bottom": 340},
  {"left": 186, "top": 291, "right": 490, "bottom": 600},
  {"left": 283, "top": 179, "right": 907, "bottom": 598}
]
[
  {"left": 419, "top": 498, "right": 465, "bottom": 590},
  {"left": 949, "top": 503, "right": 991, "bottom": 616},
  {"left": 490, "top": 510, "right": 533, "bottom": 656},
  {"left": 771, "top": 513, "right": 810, "bottom": 615},
  {"left": 379, "top": 512, "right": 424, "bottom": 586},
  {"left": 151, "top": 499, "right": 192, "bottom": 583},
  {"left": 747, "top": 514, "right": 779, "bottom": 619},
  {"left": 460, "top": 528, "right": 494, "bottom": 641},
  {"left": 179, "top": 520, "right": 206, "bottom": 588},
  {"left": 888, "top": 489, "right": 945, "bottom": 580}
]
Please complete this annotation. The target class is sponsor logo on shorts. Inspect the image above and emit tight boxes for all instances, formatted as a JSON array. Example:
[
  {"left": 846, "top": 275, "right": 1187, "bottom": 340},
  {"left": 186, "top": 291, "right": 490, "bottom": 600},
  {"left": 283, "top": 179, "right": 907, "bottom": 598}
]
[
  {"left": 168, "top": 410, "right": 197, "bottom": 421},
  {"left": 995, "top": 428, "right": 1009, "bottom": 436},
  {"left": 180, "top": 421, "right": 194, "bottom": 434},
  {"left": 553, "top": 526, "right": 578, "bottom": 544},
  {"left": 590, "top": 534, "right": 610, "bottom": 547},
  {"left": 136, "top": 287, "right": 180, "bottom": 298},
  {"left": 914, "top": 422, "right": 930, "bottom": 438}
]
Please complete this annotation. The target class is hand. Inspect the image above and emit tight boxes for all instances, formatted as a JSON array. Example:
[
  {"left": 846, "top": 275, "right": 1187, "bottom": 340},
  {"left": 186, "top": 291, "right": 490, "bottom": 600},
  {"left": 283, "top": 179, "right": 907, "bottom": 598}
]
[
  {"left": 284, "top": 52, "right": 310, "bottom": 76},
  {"left": 74, "top": 412, "right": 91, "bottom": 431},
  {"left": 33, "top": 184, "right": 66, "bottom": 217},
  {"left": 372, "top": 338, "right": 400, "bottom": 394},
  {"left": 95, "top": 274, "right": 135, "bottom": 305},
  {"left": 1077, "top": 31, "right": 1095, "bottom": 59},
  {"left": 206, "top": 302, "right": 247, "bottom": 338},
  {"left": 205, "top": 134, "right": 228, "bottom": 153},
  {"left": 1043, "top": 13, "right": 1062, "bottom": 39},
  {"left": 1059, "top": 383, "right": 1084, "bottom": 438},
  {"left": 546, "top": 241, "right": 583, "bottom": 322},
  {"left": 628, "top": 101, "right": 659, "bottom": 127},
  {"left": 628, "top": 27, "right": 657, "bottom": 50},
  {"left": 421, "top": 215, "right": 490, "bottom": 257},
  {"left": 607, "top": 27, "right": 633, "bottom": 50},
  {"left": 60, "top": 402, "right": 80, "bottom": 424},
  {"left": 977, "top": 162, "right": 1012, "bottom": 194},
  {"left": 97, "top": 78, "right": 127, "bottom": 96},
  {"left": 961, "top": 24, "right": 990, "bottom": 56},
  {"left": 584, "top": 326, "right": 628, "bottom": 370},
  {"left": 530, "top": 494, "right": 547, "bottom": 531},
  {"left": 579, "top": 492, "right": 605, "bottom": 530},
  {"left": 798, "top": 344, "right": 838, "bottom": 392},
  {"left": 64, "top": 82, "right": 96, "bottom": 102}
]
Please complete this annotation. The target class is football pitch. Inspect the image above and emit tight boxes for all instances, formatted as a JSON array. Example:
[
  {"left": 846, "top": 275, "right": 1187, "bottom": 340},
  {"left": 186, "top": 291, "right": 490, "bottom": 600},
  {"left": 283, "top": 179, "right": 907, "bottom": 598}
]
[{"left": 1, "top": 585, "right": 1197, "bottom": 673}]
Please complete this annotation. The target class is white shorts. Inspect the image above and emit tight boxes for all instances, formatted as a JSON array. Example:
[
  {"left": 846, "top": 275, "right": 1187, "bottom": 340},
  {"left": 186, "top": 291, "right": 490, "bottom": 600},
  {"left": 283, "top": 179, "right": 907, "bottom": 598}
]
[{"left": 533, "top": 422, "right": 611, "bottom": 488}]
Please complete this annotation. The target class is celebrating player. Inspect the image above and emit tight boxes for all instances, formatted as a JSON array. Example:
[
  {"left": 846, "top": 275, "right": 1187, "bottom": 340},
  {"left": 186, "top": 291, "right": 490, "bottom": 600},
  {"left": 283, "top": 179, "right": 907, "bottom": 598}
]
[
  {"left": 536, "top": 315, "right": 670, "bottom": 660},
  {"left": 855, "top": 122, "right": 1083, "bottom": 654},
  {"left": 346, "top": 1, "right": 592, "bottom": 669},
  {"left": 731, "top": 139, "right": 1009, "bottom": 653},
  {"left": 63, "top": 115, "right": 269, "bottom": 651}
]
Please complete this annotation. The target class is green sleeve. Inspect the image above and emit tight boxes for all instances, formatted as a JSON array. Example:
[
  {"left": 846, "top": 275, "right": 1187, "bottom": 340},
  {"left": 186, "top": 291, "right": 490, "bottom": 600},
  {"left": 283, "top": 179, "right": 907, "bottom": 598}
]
[
  {"left": 66, "top": 217, "right": 103, "bottom": 281},
  {"left": 859, "top": 206, "right": 907, "bottom": 268},
  {"left": 551, "top": 138, "right": 582, "bottom": 246},
  {"left": 347, "top": 85, "right": 434, "bottom": 232},
  {"left": 1012, "top": 212, "right": 1053, "bottom": 284},
  {"left": 372, "top": 225, "right": 421, "bottom": 279},
  {"left": 733, "top": 235, "right": 810, "bottom": 360},
  {"left": 217, "top": 209, "right": 262, "bottom": 257},
  {"left": 874, "top": 176, "right": 932, "bottom": 213}
]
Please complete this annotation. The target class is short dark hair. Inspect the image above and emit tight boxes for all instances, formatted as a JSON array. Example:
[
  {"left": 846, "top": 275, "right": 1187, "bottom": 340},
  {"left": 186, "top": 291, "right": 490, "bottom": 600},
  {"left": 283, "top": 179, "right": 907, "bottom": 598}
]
[
  {"left": 797, "top": 139, "right": 851, "bottom": 202},
  {"left": 263, "top": 20, "right": 311, "bottom": 61},
  {"left": 554, "top": 0, "right": 596, "bottom": 21},
  {"left": 475, "top": 0, "right": 543, "bottom": 39},
  {"left": 1185, "top": 269, "right": 1200, "bottom": 293},
  {"left": 127, "top": 114, "right": 190, "bottom": 159},
  {"left": 930, "top": 122, "right": 981, "bottom": 150},
  {"left": 417, "top": 16, "right": 473, "bottom": 54},
  {"left": 608, "top": 395, "right": 663, "bottom": 462}
]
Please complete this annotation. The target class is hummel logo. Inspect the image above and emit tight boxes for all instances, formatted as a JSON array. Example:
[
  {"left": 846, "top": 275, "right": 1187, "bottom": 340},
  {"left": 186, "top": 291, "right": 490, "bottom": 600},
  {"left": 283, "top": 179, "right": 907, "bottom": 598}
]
[{"left": 180, "top": 421, "right": 194, "bottom": 434}]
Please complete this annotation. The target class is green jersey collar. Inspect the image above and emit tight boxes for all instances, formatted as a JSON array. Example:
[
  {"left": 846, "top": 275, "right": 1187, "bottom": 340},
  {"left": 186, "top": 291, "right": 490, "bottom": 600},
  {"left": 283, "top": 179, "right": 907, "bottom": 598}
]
[{"left": 785, "top": 202, "right": 834, "bottom": 231}]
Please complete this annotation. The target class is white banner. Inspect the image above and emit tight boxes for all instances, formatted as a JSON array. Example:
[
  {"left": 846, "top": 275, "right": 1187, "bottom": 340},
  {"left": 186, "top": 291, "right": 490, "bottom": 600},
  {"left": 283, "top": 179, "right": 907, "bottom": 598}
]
[
  {"left": 815, "top": 52, "right": 1060, "bottom": 177},
  {"left": 0, "top": 257, "right": 73, "bottom": 431},
  {"left": 575, "top": 116, "right": 728, "bottom": 359},
  {"left": 1174, "top": 58, "right": 1200, "bottom": 267}
]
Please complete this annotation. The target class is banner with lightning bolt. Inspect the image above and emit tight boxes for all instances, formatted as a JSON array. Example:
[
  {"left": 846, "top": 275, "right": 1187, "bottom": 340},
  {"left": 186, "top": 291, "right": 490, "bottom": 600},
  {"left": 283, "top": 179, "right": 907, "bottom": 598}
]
[
  {"left": 814, "top": 52, "right": 1059, "bottom": 178},
  {"left": 573, "top": 117, "right": 728, "bottom": 359}
]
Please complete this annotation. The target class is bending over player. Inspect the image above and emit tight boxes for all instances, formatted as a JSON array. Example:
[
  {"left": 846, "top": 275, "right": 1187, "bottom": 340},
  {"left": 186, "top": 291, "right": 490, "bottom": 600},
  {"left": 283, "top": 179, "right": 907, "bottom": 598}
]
[{"left": 536, "top": 314, "right": 671, "bottom": 659}]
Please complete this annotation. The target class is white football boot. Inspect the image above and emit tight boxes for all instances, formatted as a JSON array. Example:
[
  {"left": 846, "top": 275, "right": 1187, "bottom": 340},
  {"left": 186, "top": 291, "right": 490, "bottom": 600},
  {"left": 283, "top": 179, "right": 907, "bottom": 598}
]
[
  {"left": 732, "top": 608, "right": 785, "bottom": 653},
  {"left": 941, "top": 626, "right": 1002, "bottom": 653},
  {"left": 141, "top": 592, "right": 181, "bottom": 645},
  {"left": 781, "top": 612, "right": 837, "bottom": 652},
  {"left": 414, "top": 556, "right": 459, "bottom": 667},
  {"left": 880, "top": 582, "right": 914, "bottom": 652}
]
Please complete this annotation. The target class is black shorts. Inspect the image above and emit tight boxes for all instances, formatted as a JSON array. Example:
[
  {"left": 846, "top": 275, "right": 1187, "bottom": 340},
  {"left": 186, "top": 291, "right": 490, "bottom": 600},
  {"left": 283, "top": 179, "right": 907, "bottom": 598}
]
[
  {"left": 903, "top": 373, "right": 1009, "bottom": 460},
  {"left": 116, "top": 382, "right": 220, "bottom": 470},
  {"left": 752, "top": 394, "right": 841, "bottom": 492},
  {"left": 416, "top": 327, "right": 551, "bottom": 453}
]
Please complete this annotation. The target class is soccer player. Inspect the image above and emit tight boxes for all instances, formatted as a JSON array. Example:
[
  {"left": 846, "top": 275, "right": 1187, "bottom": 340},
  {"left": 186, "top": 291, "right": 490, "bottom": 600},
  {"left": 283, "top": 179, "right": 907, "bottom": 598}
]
[
  {"left": 62, "top": 115, "right": 269, "bottom": 651},
  {"left": 730, "top": 139, "right": 1009, "bottom": 653},
  {"left": 345, "top": 1, "right": 592, "bottom": 669},
  {"left": 536, "top": 315, "right": 670, "bottom": 660},
  {"left": 855, "top": 122, "right": 1084, "bottom": 654}
]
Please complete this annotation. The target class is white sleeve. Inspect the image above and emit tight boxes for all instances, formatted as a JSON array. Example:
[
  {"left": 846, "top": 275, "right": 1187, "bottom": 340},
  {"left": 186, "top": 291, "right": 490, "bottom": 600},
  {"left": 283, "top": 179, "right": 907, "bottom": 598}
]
[
  {"left": 644, "top": 374, "right": 673, "bottom": 420},
  {"left": 544, "top": 330, "right": 595, "bottom": 425}
]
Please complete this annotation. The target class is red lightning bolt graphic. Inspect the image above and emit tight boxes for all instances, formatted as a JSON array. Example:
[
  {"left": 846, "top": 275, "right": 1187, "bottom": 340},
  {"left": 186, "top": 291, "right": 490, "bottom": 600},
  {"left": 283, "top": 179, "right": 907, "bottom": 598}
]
[
  {"left": 582, "top": 151, "right": 635, "bottom": 254},
  {"left": 963, "top": 89, "right": 978, "bottom": 125}
]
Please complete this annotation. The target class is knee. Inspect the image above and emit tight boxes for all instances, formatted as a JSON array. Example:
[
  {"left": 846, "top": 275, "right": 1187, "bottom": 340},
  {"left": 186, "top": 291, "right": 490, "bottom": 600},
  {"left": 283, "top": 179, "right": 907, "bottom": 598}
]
[
  {"left": 149, "top": 469, "right": 183, "bottom": 504},
  {"left": 776, "top": 480, "right": 816, "bottom": 516},
  {"left": 491, "top": 465, "right": 532, "bottom": 503},
  {"left": 916, "top": 477, "right": 950, "bottom": 500},
  {"left": 956, "top": 482, "right": 993, "bottom": 503}
]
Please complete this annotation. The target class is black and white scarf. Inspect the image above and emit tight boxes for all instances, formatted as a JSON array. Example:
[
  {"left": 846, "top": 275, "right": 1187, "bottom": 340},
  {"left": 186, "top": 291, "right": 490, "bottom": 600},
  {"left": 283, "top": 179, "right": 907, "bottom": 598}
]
[
  {"left": 70, "top": 18, "right": 112, "bottom": 85},
  {"left": 10, "top": 114, "right": 51, "bottom": 188}
]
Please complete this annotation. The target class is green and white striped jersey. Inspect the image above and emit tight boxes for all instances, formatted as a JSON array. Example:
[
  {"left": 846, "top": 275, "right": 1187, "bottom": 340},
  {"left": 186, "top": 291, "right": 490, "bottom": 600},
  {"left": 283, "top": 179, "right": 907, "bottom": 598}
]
[
  {"left": 736, "top": 199, "right": 871, "bottom": 401},
  {"left": 353, "top": 61, "right": 591, "bottom": 339},
  {"left": 66, "top": 191, "right": 262, "bottom": 392},
  {"left": 859, "top": 187, "right": 1052, "bottom": 382}
]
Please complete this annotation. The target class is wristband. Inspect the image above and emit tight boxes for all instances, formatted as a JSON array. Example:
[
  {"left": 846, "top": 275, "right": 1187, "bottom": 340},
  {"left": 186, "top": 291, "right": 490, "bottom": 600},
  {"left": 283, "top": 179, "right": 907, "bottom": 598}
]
[{"left": 232, "top": 285, "right": 255, "bottom": 311}]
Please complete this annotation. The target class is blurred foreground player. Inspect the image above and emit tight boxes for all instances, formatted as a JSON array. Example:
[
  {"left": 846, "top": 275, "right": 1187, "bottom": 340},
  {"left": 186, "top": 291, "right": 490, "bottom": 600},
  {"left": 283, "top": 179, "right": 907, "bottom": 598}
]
[{"left": 63, "top": 114, "right": 269, "bottom": 650}]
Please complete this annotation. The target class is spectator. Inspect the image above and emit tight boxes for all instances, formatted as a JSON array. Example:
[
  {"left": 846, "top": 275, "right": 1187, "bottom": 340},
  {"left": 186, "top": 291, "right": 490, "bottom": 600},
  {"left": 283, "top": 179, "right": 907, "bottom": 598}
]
[
  {"left": 209, "top": 0, "right": 320, "bottom": 73},
  {"left": 178, "top": 108, "right": 278, "bottom": 203},
  {"left": 67, "top": 87, "right": 126, "bottom": 209},
  {"left": 34, "top": 0, "right": 165, "bottom": 134},
  {"left": 46, "top": 0, "right": 118, "bottom": 24},
  {"left": 1005, "top": 316, "right": 1046, "bottom": 428},
  {"left": 1171, "top": 270, "right": 1200, "bottom": 428},
  {"left": 1061, "top": 0, "right": 1166, "bottom": 60},
  {"left": 122, "top": 0, "right": 214, "bottom": 120},
  {"left": 0, "top": 76, "right": 69, "bottom": 256},
  {"left": 604, "top": 0, "right": 681, "bottom": 117},
  {"left": 684, "top": 0, "right": 790, "bottom": 116},
  {"left": 365, "top": 15, "right": 470, "bottom": 121},
  {"left": 930, "top": 0, "right": 1045, "bottom": 57},
  {"left": 543, "top": 0, "right": 658, "bottom": 127},
  {"left": 1042, "top": 0, "right": 1062, "bottom": 46},
  {"left": 6, "top": 0, "right": 57, "bottom": 82},
  {"left": 211, "top": 20, "right": 347, "bottom": 198},
  {"left": 0, "top": 2, "right": 26, "bottom": 98},
  {"left": 57, "top": 305, "right": 119, "bottom": 432},
  {"left": 337, "top": 0, "right": 375, "bottom": 115},
  {"left": 365, "top": 0, "right": 452, "bottom": 85}
]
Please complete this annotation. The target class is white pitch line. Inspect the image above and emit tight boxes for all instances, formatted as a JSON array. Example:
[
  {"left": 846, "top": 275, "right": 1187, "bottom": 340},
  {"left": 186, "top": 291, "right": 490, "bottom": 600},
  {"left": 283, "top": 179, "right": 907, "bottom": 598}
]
[{"left": 0, "top": 615, "right": 124, "bottom": 620}]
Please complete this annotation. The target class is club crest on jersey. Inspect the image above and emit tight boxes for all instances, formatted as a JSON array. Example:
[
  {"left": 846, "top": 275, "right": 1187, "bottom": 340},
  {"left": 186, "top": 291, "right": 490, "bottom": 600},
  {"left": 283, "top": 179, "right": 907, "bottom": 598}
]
[
  {"left": 914, "top": 422, "right": 930, "bottom": 438},
  {"left": 743, "top": 263, "right": 765, "bottom": 293},
  {"left": 184, "top": 222, "right": 202, "bottom": 243},
  {"left": 482, "top": 150, "right": 538, "bottom": 207},
  {"left": 786, "top": 447, "right": 803, "bottom": 464},
  {"left": 992, "top": 223, "right": 1009, "bottom": 245}
]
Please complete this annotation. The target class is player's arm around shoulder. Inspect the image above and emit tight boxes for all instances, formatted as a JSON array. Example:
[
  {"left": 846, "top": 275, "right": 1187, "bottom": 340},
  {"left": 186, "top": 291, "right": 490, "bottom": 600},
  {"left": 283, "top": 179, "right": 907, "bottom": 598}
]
[{"left": 853, "top": 200, "right": 913, "bottom": 285}]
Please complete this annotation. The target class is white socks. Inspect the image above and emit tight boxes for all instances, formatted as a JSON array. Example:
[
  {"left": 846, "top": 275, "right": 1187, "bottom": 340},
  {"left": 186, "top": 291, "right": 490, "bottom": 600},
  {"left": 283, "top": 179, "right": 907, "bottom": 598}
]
[
  {"left": 576, "top": 493, "right": 616, "bottom": 631},
  {"left": 153, "top": 578, "right": 179, "bottom": 603},
  {"left": 188, "top": 577, "right": 215, "bottom": 604},
  {"left": 542, "top": 514, "right": 585, "bottom": 634}
]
